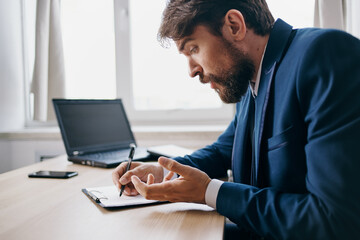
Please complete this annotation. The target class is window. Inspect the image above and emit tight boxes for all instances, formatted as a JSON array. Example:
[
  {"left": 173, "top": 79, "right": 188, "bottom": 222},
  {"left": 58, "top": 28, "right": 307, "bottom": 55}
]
[
  {"left": 23, "top": 0, "right": 315, "bottom": 126},
  {"left": 22, "top": 0, "right": 117, "bottom": 125},
  {"left": 129, "top": 0, "right": 223, "bottom": 112},
  {"left": 267, "top": 0, "right": 315, "bottom": 28},
  {"left": 114, "top": 0, "right": 233, "bottom": 125},
  {"left": 22, "top": 0, "right": 36, "bottom": 123},
  {"left": 114, "top": 0, "right": 315, "bottom": 125},
  {"left": 61, "top": 0, "right": 116, "bottom": 100}
]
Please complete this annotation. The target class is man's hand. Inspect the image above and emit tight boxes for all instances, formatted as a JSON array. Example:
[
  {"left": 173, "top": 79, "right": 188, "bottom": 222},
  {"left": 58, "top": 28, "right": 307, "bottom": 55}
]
[
  {"left": 131, "top": 157, "right": 211, "bottom": 204},
  {"left": 112, "top": 162, "right": 164, "bottom": 196}
]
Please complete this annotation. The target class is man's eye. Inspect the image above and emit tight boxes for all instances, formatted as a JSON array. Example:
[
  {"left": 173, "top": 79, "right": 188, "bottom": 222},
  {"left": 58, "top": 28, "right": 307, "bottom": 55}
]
[{"left": 190, "top": 47, "right": 198, "bottom": 54}]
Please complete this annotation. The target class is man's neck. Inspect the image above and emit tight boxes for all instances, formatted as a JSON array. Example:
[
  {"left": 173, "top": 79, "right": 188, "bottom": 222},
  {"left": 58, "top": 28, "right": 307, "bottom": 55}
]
[
  {"left": 248, "top": 33, "right": 270, "bottom": 83},
  {"left": 245, "top": 31, "right": 270, "bottom": 96},
  {"left": 250, "top": 44, "right": 267, "bottom": 97}
]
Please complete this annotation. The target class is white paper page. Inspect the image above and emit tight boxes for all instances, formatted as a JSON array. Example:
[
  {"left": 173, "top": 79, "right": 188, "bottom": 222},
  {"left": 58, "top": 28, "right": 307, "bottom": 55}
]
[{"left": 85, "top": 186, "right": 159, "bottom": 207}]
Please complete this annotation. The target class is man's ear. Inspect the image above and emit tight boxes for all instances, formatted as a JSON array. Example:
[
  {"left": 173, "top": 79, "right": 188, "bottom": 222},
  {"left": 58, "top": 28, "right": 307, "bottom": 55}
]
[{"left": 222, "top": 9, "right": 247, "bottom": 41}]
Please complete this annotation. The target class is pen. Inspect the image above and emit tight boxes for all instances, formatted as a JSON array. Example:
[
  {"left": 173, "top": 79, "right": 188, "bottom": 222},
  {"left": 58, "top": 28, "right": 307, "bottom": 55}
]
[{"left": 119, "top": 144, "right": 136, "bottom": 197}]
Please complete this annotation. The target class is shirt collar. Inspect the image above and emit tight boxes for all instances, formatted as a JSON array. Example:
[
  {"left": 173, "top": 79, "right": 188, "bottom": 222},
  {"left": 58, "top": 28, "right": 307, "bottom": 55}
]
[{"left": 250, "top": 44, "right": 267, "bottom": 97}]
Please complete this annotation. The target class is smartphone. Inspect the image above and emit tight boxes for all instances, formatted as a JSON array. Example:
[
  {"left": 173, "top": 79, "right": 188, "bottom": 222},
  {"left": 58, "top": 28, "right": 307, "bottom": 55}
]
[{"left": 28, "top": 171, "right": 78, "bottom": 179}]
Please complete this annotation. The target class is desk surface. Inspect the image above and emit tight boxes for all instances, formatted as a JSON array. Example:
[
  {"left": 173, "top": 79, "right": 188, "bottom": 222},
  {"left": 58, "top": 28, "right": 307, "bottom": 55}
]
[{"left": 0, "top": 156, "right": 224, "bottom": 240}]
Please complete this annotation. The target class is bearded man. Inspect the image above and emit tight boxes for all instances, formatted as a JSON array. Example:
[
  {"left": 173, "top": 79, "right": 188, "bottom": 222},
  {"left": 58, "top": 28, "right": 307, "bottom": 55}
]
[{"left": 113, "top": 1, "right": 360, "bottom": 239}]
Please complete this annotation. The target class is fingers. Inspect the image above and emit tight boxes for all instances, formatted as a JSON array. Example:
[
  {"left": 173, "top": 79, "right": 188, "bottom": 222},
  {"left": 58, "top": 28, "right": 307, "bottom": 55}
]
[
  {"left": 164, "top": 171, "right": 175, "bottom": 181},
  {"left": 123, "top": 185, "right": 139, "bottom": 196},
  {"left": 131, "top": 175, "right": 147, "bottom": 197},
  {"left": 113, "top": 162, "right": 142, "bottom": 187},
  {"left": 112, "top": 162, "right": 165, "bottom": 197},
  {"left": 147, "top": 173, "right": 155, "bottom": 184},
  {"left": 121, "top": 173, "right": 154, "bottom": 196},
  {"left": 131, "top": 173, "right": 209, "bottom": 203},
  {"left": 120, "top": 171, "right": 135, "bottom": 185},
  {"left": 131, "top": 175, "right": 170, "bottom": 201},
  {"left": 112, "top": 162, "right": 126, "bottom": 189},
  {"left": 158, "top": 157, "right": 192, "bottom": 177},
  {"left": 132, "top": 159, "right": 212, "bottom": 203}
]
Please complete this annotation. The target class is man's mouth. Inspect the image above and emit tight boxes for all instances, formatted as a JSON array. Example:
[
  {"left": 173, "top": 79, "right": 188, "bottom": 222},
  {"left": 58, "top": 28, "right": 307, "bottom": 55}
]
[
  {"left": 199, "top": 76, "right": 219, "bottom": 90},
  {"left": 199, "top": 75, "right": 207, "bottom": 84}
]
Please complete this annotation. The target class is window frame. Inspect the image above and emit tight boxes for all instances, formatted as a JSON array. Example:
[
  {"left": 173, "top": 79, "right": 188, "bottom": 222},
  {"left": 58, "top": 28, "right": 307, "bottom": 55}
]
[{"left": 21, "top": 0, "right": 45, "bottom": 127}]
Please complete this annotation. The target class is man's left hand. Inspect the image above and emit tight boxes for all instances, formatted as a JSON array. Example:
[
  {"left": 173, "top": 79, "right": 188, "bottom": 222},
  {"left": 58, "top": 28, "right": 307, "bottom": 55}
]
[{"left": 131, "top": 157, "right": 211, "bottom": 204}]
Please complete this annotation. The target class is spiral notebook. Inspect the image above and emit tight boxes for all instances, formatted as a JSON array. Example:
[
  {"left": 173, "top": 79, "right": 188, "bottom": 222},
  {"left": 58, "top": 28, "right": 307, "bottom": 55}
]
[{"left": 82, "top": 186, "right": 164, "bottom": 209}]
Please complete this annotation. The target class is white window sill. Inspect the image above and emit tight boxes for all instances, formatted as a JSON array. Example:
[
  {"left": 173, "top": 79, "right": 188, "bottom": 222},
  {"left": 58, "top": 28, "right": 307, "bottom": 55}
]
[
  {"left": 0, "top": 125, "right": 227, "bottom": 141},
  {"left": 0, "top": 125, "right": 227, "bottom": 173}
]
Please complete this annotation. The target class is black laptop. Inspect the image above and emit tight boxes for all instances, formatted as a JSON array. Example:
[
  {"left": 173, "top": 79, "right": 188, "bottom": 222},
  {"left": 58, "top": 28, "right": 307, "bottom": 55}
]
[{"left": 53, "top": 99, "right": 151, "bottom": 168}]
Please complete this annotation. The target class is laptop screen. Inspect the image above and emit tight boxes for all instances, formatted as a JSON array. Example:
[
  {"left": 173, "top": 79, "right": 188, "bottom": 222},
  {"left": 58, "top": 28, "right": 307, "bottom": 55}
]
[{"left": 53, "top": 99, "right": 136, "bottom": 156}]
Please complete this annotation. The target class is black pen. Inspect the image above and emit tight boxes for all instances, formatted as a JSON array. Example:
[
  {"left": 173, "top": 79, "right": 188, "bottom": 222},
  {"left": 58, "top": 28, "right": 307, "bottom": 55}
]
[{"left": 119, "top": 144, "right": 136, "bottom": 197}]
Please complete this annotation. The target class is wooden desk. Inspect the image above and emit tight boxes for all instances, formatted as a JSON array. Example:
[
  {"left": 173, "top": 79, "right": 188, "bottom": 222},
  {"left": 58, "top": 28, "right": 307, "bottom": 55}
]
[{"left": 0, "top": 156, "right": 224, "bottom": 240}]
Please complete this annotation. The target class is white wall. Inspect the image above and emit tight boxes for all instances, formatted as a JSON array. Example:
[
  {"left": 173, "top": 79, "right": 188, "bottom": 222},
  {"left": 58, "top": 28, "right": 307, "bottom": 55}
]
[
  {"left": 0, "top": 139, "right": 65, "bottom": 173},
  {"left": 0, "top": 127, "right": 221, "bottom": 173},
  {"left": 0, "top": 140, "right": 11, "bottom": 173},
  {"left": 0, "top": 0, "right": 25, "bottom": 132}
]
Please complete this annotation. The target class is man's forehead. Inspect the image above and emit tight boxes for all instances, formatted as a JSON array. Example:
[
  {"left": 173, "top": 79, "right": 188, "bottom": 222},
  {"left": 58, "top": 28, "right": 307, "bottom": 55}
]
[
  {"left": 175, "top": 25, "right": 209, "bottom": 51},
  {"left": 175, "top": 25, "right": 218, "bottom": 52},
  {"left": 176, "top": 37, "right": 194, "bottom": 52},
  {"left": 175, "top": 38, "right": 184, "bottom": 49}
]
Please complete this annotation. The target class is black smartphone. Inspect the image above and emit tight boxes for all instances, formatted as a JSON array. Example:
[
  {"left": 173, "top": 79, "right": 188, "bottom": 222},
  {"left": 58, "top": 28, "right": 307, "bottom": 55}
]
[{"left": 28, "top": 171, "right": 78, "bottom": 179}]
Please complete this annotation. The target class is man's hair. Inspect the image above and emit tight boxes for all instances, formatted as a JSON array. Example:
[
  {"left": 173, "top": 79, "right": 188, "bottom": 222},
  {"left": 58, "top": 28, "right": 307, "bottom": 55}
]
[{"left": 158, "top": 0, "right": 274, "bottom": 44}]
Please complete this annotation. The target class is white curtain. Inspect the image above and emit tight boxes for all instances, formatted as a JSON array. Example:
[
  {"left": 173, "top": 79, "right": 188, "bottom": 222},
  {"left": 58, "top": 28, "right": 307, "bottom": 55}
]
[
  {"left": 314, "top": 0, "right": 360, "bottom": 39},
  {"left": 31, "top": 0, "right": 65, "bottom": 122},
  {"left": 345, "top": 0, "right": 360, "bottom": 39}
]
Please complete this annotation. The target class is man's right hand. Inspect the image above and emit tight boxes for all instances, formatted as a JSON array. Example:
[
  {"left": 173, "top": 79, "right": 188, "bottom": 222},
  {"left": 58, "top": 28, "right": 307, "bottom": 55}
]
[{"left": 112, "top": 162, "right": 164, "bottom": 196}]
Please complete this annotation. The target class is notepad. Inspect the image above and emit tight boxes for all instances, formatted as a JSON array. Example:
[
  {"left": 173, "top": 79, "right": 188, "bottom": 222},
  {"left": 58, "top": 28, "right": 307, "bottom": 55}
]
[
  {"left": 82, "top": 186, "right": 163, "bottom": 209},
  {"left": 147, "top": 144, "right": 194, "bottom": 158}
]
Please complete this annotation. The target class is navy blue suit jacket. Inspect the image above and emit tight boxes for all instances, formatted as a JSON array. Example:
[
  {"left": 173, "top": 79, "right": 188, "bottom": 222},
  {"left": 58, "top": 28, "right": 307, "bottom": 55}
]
[{"left": 174, "top": 19, "right": 360, "bottom": 239}]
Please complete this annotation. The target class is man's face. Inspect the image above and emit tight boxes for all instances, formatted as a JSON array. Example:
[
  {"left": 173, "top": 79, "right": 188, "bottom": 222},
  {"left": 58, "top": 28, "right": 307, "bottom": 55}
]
[{"left": 176, "top": 25, "right": 255, "bottom": 103}]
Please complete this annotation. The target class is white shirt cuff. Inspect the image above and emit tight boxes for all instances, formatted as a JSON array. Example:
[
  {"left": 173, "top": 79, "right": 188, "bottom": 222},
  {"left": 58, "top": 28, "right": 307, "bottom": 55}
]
[{"left": 205, "top": 179, "right": 224, "bottom": 210}]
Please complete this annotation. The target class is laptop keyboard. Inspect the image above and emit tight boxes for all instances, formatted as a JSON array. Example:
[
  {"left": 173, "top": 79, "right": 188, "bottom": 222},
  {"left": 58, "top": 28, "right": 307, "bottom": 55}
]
[{"left": 86, "top": 150, "right": 129, "bottom": 160}]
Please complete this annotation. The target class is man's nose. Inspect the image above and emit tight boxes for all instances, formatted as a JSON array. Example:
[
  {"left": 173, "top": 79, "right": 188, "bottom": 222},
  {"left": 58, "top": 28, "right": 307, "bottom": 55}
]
[{"left": 188, "top": 59, "right": 203, "bottom": 78}]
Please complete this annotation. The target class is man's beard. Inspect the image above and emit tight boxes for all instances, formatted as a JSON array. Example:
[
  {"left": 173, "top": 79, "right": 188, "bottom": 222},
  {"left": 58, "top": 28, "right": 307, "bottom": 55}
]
[{"left": 200, "top": 38, "right": 256, "bottom": 103}]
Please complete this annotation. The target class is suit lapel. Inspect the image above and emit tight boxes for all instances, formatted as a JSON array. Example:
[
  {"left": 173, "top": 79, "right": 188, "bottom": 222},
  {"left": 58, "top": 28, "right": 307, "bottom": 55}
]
[
  {"left": 253, "top": 63, "right": 276, "bottom": 186},
  {"left": 232, "top": 90, "right": 253, "bottom": 184},
  {"left": 252, "top": 19, "right": 294, "bottom": 186}
]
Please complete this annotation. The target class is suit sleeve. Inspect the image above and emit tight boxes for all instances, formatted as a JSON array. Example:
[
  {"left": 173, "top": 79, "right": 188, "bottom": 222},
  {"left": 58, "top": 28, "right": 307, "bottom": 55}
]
[
  {"left": 173, "top": 104, "right": 242, "bottom": 179},
  {"left": 216, "top": 31, "right": 360, "bottom": 239}
]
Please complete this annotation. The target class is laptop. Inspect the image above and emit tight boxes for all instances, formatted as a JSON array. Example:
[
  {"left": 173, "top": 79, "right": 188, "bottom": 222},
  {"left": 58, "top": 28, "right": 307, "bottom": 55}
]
[{"left": 53, "top": 99, "right": 151, "bottom": 168}]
